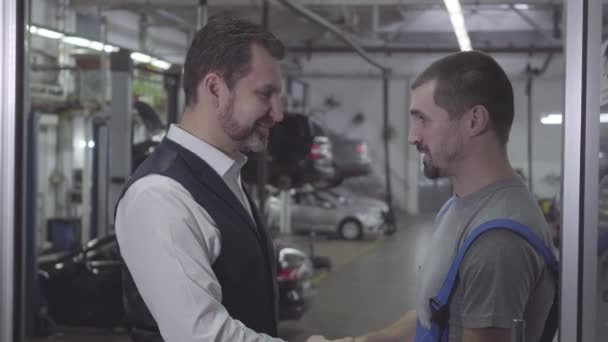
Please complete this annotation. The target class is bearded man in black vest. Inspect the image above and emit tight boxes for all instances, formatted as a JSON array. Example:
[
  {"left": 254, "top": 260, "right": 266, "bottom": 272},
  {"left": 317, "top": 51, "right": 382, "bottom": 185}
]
[{"left": 115, "top": 15, "right": 349, "bottom": 342}]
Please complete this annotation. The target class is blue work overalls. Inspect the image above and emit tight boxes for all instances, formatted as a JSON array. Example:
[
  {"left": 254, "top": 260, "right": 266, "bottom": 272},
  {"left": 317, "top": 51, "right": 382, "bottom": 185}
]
[{"left": 414, "top": 218, "right": 559, "bottom": 342}]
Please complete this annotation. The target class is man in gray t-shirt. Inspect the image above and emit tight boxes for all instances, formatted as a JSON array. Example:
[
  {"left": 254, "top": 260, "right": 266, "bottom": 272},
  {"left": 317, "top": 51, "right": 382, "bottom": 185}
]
[
  {"left": 353, "top": 51, "right": 557, "bottom": 342},
  {"left": 417, "top": 177, "right": 555, "bottom": 342}
]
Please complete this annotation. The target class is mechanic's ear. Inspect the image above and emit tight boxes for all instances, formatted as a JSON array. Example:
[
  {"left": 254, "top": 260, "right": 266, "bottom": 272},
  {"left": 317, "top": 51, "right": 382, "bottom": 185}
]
[{"left": 467, "top": 105, "right": 491, "bottom": 138}]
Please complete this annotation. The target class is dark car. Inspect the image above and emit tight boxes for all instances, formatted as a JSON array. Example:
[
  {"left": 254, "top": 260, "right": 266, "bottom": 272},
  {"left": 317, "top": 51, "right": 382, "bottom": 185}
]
[
  {"left": 37, "top": 234, "right": 123, "bottom": 329},
  {"left": 329, "top": 133, "right": 371, "bottom": 179},
  {"left": 243, "top": 113, "right": 335, "bottom": 189},
  {"left": 37, "top": 233, "right": 314, "bottom": 333},
  {"left": 275, "top": 243, "right": 316, "bottom": 320}
]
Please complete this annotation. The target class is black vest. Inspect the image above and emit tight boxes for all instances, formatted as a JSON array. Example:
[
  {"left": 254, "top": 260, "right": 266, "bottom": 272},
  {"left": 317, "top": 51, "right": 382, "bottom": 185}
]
[{"left": 116, "top": 138, "right": 279, "bottom": 341}]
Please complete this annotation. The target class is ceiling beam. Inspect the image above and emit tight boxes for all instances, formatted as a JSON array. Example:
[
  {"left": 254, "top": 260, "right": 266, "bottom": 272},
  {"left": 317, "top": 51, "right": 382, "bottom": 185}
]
[
  {"left": 69, "top": 0, "right": 560, "bottom": 9},
  {"left": 287, "top": 44, "right": 562, "bottom": 54}
]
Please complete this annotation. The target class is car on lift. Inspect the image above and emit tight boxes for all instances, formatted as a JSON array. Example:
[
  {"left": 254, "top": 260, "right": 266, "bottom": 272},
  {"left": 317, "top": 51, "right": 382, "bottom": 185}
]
[
  {"left": 36, "top": 233, "right": 316, "bottom": 334},
  {"left": 313, "top": 132, "right": 372, "bottom": 189},
  {"left": 243, "top": 113, "right": 335, "bottom": 189}
]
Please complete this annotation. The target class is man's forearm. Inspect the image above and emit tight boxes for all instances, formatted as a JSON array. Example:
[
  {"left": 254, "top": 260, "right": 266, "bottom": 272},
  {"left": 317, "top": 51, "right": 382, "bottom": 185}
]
[{"left": 355, "top": 310, "right": 417, "bottom": 342}]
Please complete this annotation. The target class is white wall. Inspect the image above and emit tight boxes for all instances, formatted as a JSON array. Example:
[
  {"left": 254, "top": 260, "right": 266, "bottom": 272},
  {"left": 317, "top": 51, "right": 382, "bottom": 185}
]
[
  {"left": 509, "top": 78, "right": 564, "bottom": 199},
  {"left": 297, "top": 53, "right": 566, "bottom": 214}
]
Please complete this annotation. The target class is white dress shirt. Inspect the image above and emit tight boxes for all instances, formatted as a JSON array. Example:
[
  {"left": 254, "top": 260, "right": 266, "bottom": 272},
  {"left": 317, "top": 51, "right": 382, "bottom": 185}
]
[{"left": 115, "top": 124, "right": 284, "bottom": 342}]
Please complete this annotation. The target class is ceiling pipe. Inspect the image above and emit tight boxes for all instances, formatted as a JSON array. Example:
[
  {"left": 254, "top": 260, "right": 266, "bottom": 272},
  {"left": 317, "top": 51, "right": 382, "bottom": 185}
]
[
  {"left": 197, "top": 0, "right": 208, "bottom": 30},
  {"left": 275, "top": 0, "right": 390, "bottom": 74}
]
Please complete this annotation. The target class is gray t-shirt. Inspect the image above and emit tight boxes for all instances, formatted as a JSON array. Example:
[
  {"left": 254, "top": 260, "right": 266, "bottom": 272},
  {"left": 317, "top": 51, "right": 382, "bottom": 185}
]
[{"left": 416, "top": 177, "right": 557, "bottom": 342}]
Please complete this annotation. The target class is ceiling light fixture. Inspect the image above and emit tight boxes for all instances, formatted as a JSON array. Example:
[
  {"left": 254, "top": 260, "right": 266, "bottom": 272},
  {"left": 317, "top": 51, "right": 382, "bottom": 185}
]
[
  {"left": 31, "top": 26, "right": 64, "bottom": 39},
  {"left": 540, "top": 113, "right": 608, "bottom": 125},
  {"left": 443, "top": 0, "right": 472, "bottom": 51}
]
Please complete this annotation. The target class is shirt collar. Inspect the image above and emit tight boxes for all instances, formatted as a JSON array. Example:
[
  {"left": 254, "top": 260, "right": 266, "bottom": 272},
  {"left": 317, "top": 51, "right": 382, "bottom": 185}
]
[{"left": 166, "top": 124, "right": 248, "bottom": 178}]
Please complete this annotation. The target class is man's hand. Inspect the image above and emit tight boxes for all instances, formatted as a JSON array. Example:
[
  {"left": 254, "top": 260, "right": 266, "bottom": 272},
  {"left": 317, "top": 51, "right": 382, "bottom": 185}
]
[
  {"left": 306, "top": 335, "right": 354, "bottom": 342},
  {"left": 462, "top": 328, "right": 510, "bottom": 342},
  {"left": 354, "top": 309, "right": 417, "bottom": 342}
]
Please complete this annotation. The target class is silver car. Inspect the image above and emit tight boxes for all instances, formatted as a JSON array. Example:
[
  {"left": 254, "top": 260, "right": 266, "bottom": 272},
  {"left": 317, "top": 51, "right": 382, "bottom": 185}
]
[{"left": 267, "top": 191, "right": 385, "bottom": 240}]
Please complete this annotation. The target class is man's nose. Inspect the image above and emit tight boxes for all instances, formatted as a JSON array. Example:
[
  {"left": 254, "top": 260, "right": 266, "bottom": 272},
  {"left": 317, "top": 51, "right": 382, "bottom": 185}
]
[
  {"left": 270, "top": 96, "right": 284, "bottom": 122},
  {"left": 407, "top": 127, "right": 420, "bottom": 146}
]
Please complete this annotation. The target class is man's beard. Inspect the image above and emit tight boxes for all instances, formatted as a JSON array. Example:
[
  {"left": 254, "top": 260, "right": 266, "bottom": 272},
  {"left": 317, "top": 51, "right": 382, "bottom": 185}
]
[
  {"left": 219, "top": 98, "right": 270, "bottom": 153},
  {"left": 422, "top": 159, "right": 442, "bottom": 179},
  {"left": 418, "top": 143, "right": 445, "bottom": 179}
]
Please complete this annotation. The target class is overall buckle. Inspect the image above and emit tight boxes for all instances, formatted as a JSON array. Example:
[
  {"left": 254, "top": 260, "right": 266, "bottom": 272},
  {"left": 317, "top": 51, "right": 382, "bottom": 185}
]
[{"left": 429, "top": 297, "right": 449, "bottom": 328}]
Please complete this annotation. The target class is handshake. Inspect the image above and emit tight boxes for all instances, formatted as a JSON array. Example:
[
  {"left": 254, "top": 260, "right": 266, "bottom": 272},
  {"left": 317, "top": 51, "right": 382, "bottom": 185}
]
[{"left": 306, "top": 336, "right": 362, "bottom": 342}]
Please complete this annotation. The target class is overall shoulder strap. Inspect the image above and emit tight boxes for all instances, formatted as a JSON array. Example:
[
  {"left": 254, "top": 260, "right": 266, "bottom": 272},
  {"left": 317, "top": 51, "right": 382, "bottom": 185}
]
[{"left": 434, "top": 219, "right": 559, "bottom": 307}]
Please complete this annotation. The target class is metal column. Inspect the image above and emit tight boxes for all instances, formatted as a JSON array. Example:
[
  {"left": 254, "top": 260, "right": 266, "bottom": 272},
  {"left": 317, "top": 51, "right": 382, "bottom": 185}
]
[
  {"left": 382, "top": 72, "right": 395, "bottom": 227},
  {"left": 108, "top": 50, "right": 133, "bottom": 221},
  {"left": 525, "top": 75, "right": 533, "bottom": 193},
  {"left": 197, "top": 0, "right": 208, "bottom": 30},
  {"left": 1, "top": 0, "right": 24, "bottom": 341},
  {"left": 561, "top": 1, "right": 602, "bottom": 342},
  {"left": 257, "top": 0, "right": 270, "bottom": 214},
  {"left": 91, "top": 117, "right": 110, "bottom": 238},
  {"left": 164, "top": 69, "right": 180, "bottom": 124}
]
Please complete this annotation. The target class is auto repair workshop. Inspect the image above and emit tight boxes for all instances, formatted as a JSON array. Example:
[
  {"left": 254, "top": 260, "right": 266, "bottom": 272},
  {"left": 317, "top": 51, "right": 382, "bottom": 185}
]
[{"left": 0, "top": 1, "right": 607, "bottom": 342}]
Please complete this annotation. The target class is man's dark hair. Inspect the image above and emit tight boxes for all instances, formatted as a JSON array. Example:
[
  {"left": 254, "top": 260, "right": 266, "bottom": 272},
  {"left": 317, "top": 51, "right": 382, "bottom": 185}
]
[
  {"left": 183, "top": 15, "right": 285, "bottom": 107},
  {"left": 411, "top": 50, "right": 514, "bottom": 145}
]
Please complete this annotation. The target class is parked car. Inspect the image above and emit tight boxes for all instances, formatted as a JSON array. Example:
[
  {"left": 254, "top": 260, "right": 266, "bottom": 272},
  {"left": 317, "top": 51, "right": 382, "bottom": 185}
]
[
  {"left": 37, "top": 232, "right": 313, "bottom": 334},
  {"left": 37, "top": 234, "right": 123, "bottom": 329},
  {"left": 317, "top": 188, "right": 396, "bottom": 235},
  {"left": 267, "top": 190, "right": 385, "bottom": 240},
  {"left": 275, "top": 243, "right": 315, "bottom": 320}
]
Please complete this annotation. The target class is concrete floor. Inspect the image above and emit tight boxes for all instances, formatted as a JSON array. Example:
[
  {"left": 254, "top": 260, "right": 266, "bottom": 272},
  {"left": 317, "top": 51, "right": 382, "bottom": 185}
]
[
  {"left": 32, "top": 214, "right": 435, "bottom": 342},
  {"left": 278, "top": 214, "right": 433, "bottom": 341}
]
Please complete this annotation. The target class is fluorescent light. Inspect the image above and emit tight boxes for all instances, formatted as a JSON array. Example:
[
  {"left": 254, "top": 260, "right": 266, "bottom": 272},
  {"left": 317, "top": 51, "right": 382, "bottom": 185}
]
[
  {"left": 541, "top": 114, "right": 562, "bottom": 125},
  {"left": 513, "top": 4, "right": 530, "bottom": 10},
  {"left": 104, "top": 44, "right": 119, "bottom": 53},
  {"left": 443, "top": 0, "right": 472, "bottom": 51},
  {"left": 87, "top": 140, "right": 95, "bottom": 148},
  {"left": 29, "top": 24, "right": 120, "bottom": 54},
  {"left": 63, "top": 36, "right": 92, "bottom": 48},
  {"left": 131, "top": 52, "right": 152, "bottom": 63},
  {"left": 151, "top": 59, "right": 171, "bottom": 70},
  {"left": 34, "top": 27, "right": 64, "bottom": 39},
  {"left": 89, "top": 41, "right": 105, "bottom": 51},
  {"left": 540, "top": 113, "right": 608, "bottom": 125}
]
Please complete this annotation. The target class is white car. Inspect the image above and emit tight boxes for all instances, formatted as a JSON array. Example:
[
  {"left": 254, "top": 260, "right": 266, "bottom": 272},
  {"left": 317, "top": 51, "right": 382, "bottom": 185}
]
[{"left": 266, "top": 190, "right": 385, "bottom": 240}]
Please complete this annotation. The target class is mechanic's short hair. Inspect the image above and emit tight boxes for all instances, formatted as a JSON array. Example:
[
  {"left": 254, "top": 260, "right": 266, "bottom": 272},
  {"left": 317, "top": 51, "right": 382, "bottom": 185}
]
[
  {"left": 411, "top": 50, "right": 514, "bottom": 145},
  {"left": 182, "top": 15, "right": 285, "bottom": 107}
]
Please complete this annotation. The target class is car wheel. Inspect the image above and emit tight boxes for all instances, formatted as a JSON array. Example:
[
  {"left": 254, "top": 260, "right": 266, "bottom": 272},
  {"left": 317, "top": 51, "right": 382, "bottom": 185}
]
[
  {"left": 339, "top": 219, "right": 363, "bottom": 240},
  {"left": 384, "top": 223, "right": 397, "bottom": 236}
]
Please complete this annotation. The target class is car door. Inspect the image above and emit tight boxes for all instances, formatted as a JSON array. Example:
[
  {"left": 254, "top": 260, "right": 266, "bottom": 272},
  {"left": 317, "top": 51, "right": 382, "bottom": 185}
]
[{"left": 291, "top": 193, "right": 334, "bottom": 233}]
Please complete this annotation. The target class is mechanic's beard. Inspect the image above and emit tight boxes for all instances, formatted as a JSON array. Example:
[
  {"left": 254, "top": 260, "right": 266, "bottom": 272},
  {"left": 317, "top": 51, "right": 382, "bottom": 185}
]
[
  {"left": 219, "top": 98, "right": 268, "bottom": 153},
  {"left": 422, "top": 160, "right": 442, "bottom": 179},
  {"left": 419, "top": 145, "right": 446, "bottom": 179}
]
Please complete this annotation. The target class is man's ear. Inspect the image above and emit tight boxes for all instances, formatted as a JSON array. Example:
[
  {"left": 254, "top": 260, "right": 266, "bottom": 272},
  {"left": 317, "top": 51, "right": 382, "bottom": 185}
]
[
  {"left": 467, "top": 105, "right": 491, "bottom": 138},
  {"left": 198, "top": 72, "right": 229, "bottom": 109}
]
